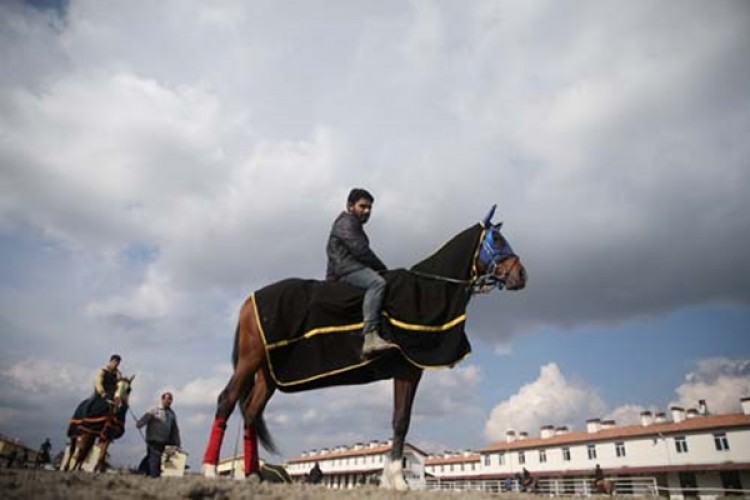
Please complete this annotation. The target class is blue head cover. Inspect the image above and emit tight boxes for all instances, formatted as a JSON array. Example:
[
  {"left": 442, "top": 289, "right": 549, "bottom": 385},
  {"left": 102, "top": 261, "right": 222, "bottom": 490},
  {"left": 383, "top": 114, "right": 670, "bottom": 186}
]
[{"left": 479, "top": 205, "right": 515, "bottom": 270}]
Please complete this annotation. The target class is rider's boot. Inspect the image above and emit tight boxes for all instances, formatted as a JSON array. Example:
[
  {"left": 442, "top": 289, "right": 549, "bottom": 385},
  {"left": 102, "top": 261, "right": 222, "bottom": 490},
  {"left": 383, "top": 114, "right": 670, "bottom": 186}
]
[{"left": 361, "top": 330, "right": 397, "bottom": 358}]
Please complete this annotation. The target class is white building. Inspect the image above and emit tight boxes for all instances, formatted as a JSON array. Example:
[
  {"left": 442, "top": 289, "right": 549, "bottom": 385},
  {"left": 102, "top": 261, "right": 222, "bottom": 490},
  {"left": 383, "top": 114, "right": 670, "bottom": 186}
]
[
  {"left": 282, "top": 397, "right": 750, "bottom": 496},
  {"left": 285, "top": 440, "right": 428, "bottom": 489},
  {"left": 425, "top": 397, "right": 750, "bottom": 497}
]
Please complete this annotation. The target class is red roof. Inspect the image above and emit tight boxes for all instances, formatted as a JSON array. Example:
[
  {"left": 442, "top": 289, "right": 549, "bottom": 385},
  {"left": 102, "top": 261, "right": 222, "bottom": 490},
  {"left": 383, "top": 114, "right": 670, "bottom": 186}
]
[{"left": 479, "top": 413, "right": 750, "bottom": 452}]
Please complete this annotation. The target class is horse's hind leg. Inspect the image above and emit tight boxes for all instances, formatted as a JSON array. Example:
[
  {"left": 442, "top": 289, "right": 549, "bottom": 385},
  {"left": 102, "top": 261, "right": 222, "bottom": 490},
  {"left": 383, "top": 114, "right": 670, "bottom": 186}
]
[
  {"left": 203, "top": 298, "right": 265, "bottom": 476},
  {"left": 240, "top": 365, "right": 276, "bottom": 478},
  {"left": 61, "top": 438, "right": 75, "bottom": 471}
]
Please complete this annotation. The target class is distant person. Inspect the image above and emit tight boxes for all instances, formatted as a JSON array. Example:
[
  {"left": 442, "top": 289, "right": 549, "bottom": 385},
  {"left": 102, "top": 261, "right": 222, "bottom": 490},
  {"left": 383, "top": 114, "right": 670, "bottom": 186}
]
[
  {"left": 503, "top": 476, "right": 513, "bottom": 492},
  {"left": 593, "top": 463, "right": 613, "bottom": 494},
  {"left": 326, "top": 188, "right": 395, "bottom": 357},
  {"left": 521, "top": 467, "right": 535, "bottom": 492},
  {"left": 6, "top": 448, "right": 17, "bottom": 468},
  {"left": 136, "top": 392, "right": 181, "bottom": 478},
  {"left": 36, "top": 438, "right": 52, "bottom": 468},
  {"left": 308, "top": 461, "right": 323, "bottom": 484}
]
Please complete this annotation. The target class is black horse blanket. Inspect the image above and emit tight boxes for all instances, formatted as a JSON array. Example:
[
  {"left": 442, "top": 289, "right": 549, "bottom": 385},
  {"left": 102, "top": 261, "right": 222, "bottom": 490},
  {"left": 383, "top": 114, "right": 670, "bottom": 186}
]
[
  {"left": 255, "top": 224, "right": 485, "bottom": 392},
  {"left": 67, "top": 394, "right": 127, "bottom": 441}
]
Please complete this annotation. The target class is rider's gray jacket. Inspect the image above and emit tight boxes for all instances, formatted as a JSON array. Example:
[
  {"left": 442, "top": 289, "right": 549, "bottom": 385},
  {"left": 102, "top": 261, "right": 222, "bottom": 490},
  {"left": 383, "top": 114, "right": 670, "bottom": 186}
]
[
  {"left": 136, "top": 406, "right": 181, "bottom": 446},
  {"left": 326, "top": 211, "right": 386, "bottom": 280}
]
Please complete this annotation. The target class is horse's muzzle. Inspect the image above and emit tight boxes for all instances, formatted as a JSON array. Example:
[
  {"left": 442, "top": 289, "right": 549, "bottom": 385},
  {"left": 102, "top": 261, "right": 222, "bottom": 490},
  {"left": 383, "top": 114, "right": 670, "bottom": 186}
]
[{"left": 505, "top": 264, "right": 527, "bottom": 291}]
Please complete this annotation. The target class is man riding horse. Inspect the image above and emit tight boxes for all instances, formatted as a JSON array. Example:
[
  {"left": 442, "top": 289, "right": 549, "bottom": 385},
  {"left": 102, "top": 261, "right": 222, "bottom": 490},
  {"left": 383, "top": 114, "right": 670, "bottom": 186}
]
[
  {"left": 201, "top": 202, "right": 527, "bottom": 490},
  {"left": 63, "top": 355, "right": 133, "bottom": 472},
  {"left": 326, "top": 188, "right": 396, "bottom": 357}
]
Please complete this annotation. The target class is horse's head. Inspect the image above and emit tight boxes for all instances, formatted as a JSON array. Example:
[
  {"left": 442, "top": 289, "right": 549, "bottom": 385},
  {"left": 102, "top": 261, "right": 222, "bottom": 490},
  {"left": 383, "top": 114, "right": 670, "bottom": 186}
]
[
  {"left": 114, "top": 374, "right": 135, "bottom": 406},
  {"left": 476, "top": 205, "right": 527, "bottom": 292}
]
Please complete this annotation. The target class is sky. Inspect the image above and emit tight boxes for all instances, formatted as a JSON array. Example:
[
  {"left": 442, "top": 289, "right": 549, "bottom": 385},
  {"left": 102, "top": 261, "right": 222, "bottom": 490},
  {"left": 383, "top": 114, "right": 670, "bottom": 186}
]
[{"left": 1, "top": 0, "right": 749, "bottom": 472}]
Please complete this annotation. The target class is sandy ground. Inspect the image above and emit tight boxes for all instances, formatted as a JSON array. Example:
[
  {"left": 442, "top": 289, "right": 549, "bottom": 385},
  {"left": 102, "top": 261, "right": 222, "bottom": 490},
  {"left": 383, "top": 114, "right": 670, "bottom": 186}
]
[{"left": 0, "top": 469, "right": 636, "bottom": 500}]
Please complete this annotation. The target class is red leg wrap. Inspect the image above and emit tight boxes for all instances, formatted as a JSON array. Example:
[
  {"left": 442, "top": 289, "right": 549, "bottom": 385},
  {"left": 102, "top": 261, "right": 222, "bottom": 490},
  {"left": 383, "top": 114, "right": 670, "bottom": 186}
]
[
  {"left": 203, "top": 417, "right": 227, "bottom": 465},
  {"left": 243, "top": 425, "right": 259, "bottom": 476}
]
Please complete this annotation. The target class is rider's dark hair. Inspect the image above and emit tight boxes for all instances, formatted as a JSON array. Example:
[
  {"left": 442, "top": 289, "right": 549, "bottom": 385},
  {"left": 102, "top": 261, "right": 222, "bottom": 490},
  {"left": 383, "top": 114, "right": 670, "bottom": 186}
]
[
  {"left": 347, "top": 188, "right": 374, "bottom": 206},
  {"left": 110, "top": 354, "right": 121, "bottom": 362}
]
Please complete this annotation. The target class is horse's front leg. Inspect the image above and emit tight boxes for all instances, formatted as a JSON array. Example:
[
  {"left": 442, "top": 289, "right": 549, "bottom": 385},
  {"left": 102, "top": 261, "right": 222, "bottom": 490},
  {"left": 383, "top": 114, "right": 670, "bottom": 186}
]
[
  {"left": 94, "top": 439, "right": 110, "bottom": 473},
  {"left": 72, "top": 435, "right": 92, "bottom": 471},
  {"left": 383, "top": 365, "right": 422, "bottom": 491}
]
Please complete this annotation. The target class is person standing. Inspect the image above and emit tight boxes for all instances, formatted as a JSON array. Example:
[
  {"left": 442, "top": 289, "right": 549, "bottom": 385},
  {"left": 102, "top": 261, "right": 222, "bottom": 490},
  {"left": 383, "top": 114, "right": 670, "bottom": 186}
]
[
  {"left": 326, "top": 188, "right": 396, "bottom": 357},
  {"left": 36, "top": 438, "right": 52, "bottom": 468},
  {"left": 308, "top": 461, "right": 323, "bottom": 484},
  {"left": 136, "top": 392, "right": 181, "bottom": 478}
]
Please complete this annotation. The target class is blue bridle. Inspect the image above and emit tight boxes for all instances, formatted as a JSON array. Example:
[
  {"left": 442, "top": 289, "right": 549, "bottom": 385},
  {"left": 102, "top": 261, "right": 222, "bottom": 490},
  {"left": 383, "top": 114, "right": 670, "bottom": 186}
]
[
  {"left": 476, "top": 205, "right": 517, "bottom": 292},
  {"left": 479, "top": 226, "right": 515, "bottom": 269}
]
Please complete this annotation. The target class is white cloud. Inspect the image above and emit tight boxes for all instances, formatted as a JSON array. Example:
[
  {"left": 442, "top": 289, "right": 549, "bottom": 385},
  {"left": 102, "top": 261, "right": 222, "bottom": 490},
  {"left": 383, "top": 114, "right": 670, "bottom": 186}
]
[
  {"left": 672, "top": 358, "right": 750, "bottom": 414},
  {"left": 85, "top": 267, "right": 174, "bottom": 323},
  {"left": 484, "top": 363, "right": 607, "bottom": 441},
  {"left": 0, "top": 358, "right": 90, "bottom": 397}
]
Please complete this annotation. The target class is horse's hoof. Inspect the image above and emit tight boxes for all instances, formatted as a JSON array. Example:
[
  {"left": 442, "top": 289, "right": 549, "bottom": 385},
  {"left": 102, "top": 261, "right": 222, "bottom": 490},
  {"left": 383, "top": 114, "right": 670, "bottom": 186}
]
[
  {"left": 245, "top": 472, "right": 261, "bottom": 484},
  {"left": 202, "top": 463, "right": 217, "bottom": 478}
]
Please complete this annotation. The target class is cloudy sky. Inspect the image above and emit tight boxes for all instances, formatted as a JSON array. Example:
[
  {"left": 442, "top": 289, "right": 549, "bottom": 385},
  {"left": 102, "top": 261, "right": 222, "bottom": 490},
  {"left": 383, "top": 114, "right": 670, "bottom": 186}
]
[{"left": 1, "top": 0, "right": 749, "bottom": 471}]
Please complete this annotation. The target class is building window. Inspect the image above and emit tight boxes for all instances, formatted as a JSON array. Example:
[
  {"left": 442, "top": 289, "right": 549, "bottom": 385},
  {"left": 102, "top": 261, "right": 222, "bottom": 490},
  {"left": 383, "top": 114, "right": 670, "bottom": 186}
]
[
  {"left": 460, "top": 463, "right": 465, "bottom": 472},
  {"left": 484, "top": 455, "right": 491, "bottom": 466},
  {"left": 714, "top": 433, "right": 730, "bottom": 451},
  {"left": 518, "top": 451, "right": 525, "bottom": 465},
  {"left": 587, "top": 444, "right": 597, "bottom": 460},
  {"left": 471, "top": 463, "right": 476, "bottom": 471},
  {"left": 498, "top": 452, "right": 505, "bottom": 465},
  {"left": 539, "top": 449, "right": 547, "bottom": 463},
  {"left": 450, "top": 464, "right": 454, "bottom": 472},
  {"left": 720, "top": 470, "right": 743, "bottom": 491},
  {"left": 615, "top": 441, "right": 626, "bottom": 458},
  {"left": 562, "top": 447, "right": 571, "bottom": 461},
  {"left": 679, "top": 471, "right": 697, "bottom": 497},
  {"left": 675, "top": 436, "right": 688, "bottom": 454}
]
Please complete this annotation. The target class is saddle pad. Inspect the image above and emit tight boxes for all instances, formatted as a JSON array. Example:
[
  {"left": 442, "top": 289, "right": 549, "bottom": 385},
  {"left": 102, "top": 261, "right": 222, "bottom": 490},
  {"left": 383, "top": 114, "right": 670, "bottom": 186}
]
[
  {"left": 254, "top": 223, "right": 484, "bottom": 392},
  {"left": 255, "top": 270, "right": 472, "bottom": 392}
]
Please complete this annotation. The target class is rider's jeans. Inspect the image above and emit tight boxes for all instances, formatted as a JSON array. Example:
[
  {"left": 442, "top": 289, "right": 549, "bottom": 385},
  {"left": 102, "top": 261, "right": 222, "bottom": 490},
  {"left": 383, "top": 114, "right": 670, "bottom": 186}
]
[{"left": 340, "top": 267, "right": 386, "bottom": 335}]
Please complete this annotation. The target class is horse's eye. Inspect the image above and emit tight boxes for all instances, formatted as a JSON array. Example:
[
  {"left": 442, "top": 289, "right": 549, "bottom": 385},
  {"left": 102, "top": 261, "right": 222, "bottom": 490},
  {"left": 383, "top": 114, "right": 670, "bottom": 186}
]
[{"left": 492, "top": 232, "right": 504, "bottom": 246}]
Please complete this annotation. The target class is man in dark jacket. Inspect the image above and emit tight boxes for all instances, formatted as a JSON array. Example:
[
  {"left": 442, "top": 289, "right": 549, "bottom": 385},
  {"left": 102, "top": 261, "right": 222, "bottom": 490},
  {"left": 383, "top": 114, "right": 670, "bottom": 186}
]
[
  {"left": 326, "top": 188, "right": 396, "bottom": 357},
  {"left": 136, "top": 392, "right": 181, "bottom": 478}
]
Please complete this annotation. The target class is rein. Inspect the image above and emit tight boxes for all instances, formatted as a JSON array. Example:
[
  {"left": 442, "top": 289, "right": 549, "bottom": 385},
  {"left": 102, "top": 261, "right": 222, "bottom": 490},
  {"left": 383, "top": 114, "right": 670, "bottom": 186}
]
[{"left": 407, "top": 268, "right": 506, "bottom": 295}]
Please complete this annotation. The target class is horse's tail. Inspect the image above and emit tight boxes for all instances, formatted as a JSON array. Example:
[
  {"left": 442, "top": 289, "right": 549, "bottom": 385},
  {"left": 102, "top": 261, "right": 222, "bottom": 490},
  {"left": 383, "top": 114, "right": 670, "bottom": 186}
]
[
  {"left": 231, "top": 321, "right": 240, "bottom": 368},
  {"left": 255, "top": 413, "right": 278, "bottom": 455}
]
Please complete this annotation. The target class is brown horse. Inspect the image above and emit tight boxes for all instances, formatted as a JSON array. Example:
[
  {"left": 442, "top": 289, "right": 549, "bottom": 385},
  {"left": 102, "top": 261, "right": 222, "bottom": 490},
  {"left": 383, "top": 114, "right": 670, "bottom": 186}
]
[
  {"left": 594, "top": 478, "right": 615, "bottom": 495},
  {"left": 62, "top": 375, "right": 134, "bottom": 472},
  {"left": 201, "top": 207, "right": 527, "bottom": 490}
]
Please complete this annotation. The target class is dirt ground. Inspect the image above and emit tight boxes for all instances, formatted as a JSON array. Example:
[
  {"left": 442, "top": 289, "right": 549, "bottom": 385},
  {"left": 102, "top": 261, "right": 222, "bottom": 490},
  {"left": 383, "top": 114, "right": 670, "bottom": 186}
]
[{"left": 1, "top": 469, "right": 632, "bottom": 500}]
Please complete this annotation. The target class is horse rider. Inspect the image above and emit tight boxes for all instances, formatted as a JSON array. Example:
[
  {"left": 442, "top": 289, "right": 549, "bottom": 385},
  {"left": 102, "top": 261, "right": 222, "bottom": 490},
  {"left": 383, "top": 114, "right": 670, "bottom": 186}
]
[
  {"left": 593, "top": 463, "right": 607, "bottom": 492},
  {"left": 521, "top": 467, "right": 535, "bottom": 492},
  {"left": 326, "top": 188, "right": 396, "bottom": 358},
  {"left": 81, "top": 354, "right": 122, "bottom": 416},
  {"left": 95, "top": 354, "right": 123, "bottom": 402}
]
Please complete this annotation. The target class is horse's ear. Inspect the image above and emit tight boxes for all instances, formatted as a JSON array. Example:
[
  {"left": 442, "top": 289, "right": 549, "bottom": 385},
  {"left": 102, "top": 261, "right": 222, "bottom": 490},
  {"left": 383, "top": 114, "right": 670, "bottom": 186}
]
[
  {"left": 129, "top": 374, "right": 136, "bottom": 383},
  {"left": 483, "top": 204, "right": 497, "bottom": 227}
]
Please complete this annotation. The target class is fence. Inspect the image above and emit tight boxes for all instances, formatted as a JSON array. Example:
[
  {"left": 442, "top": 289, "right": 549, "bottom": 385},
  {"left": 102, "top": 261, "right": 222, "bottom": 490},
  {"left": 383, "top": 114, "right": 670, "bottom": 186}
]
[{"left": 425, "top": 476, "right": 659, "bottom": 496}]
